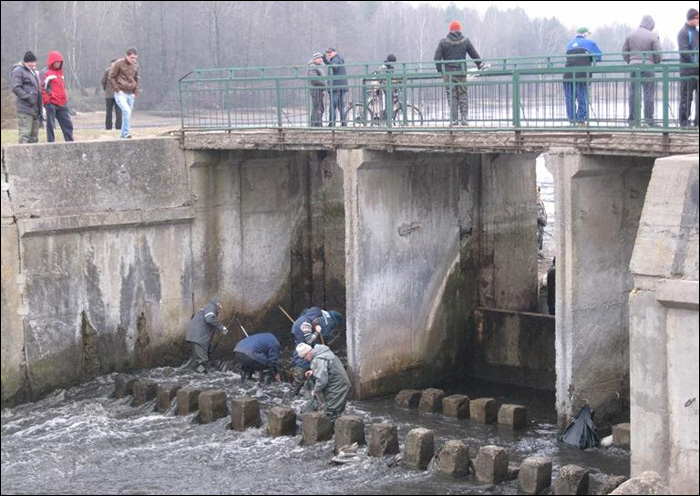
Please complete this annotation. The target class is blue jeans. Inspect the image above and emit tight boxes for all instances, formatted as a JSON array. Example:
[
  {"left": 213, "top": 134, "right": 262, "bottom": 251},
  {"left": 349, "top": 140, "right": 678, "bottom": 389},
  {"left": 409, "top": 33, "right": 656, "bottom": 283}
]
[
  {"left": 45, "top": 103, "right": 74, "bottom": 142},
  {"left": 563, "top": 81, "right": 588, "bottom": 122},
  {"left": 329, "top": 88, "right": 347, "bottom": 126},
  {"left": 114, "top": 91, "right": 135, "bottom": 138}
]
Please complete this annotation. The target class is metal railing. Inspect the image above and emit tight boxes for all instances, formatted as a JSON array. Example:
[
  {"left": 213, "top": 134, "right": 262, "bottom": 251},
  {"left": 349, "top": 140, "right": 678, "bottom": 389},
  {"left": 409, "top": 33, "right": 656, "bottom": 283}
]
[{"left": 179, "top": 51, "right": 699, "bottom": 133}]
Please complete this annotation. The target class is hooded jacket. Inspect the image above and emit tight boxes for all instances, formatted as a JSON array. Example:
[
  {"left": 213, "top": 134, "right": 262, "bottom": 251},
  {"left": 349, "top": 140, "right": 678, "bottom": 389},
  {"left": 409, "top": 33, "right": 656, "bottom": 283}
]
[
  {"left": 291, "top": 307, "right": 344, "bottom": 367},
  {"left": 41, "top": 51, "right": 68, "bottom": 106},
  {"left": 310, "top": 345, "right": 351, "bottom": 409},
  {"left": 233, "top": 332, "right": 280, "bottom": 372},
  {"left": 622, "top": 16, "right": 663, "bottom": 65},
  {"left": 434, "top": 31, "right": 483, "bottom": 73},
  {"left": 10, "top": 61, "right": 43, "bottom": 116},
  {"left": 186, "top": 296, "right": 226, "bottom": 348}
]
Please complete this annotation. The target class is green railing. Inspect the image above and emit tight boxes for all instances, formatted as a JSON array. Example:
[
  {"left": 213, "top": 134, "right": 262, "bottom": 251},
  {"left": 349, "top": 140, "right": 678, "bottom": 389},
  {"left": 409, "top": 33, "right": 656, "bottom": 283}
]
[{"left": 179, "top": 51, "right": 699, "bottom": 133}]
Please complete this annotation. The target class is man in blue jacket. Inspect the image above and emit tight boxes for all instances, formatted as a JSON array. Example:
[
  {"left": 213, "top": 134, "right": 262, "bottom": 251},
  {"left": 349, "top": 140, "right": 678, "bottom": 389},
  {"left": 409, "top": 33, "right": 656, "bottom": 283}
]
[
  {"left": 185, "top": 296, "right": 228, "bottom": 373},
  {"left": 323, "top": 48, "right": 348, "bottom": 127},
  {"left": 563, "top": 27, "right": 602, "bottom": 125},
  {"left": 233, "top": 332, "right": 281, "bottom": 384},
  {"left": 678, "top": 8, "right": 699, "bottom": 128},
  {"left": 290, "top": 307, "right": 344, "bottom": 395}
]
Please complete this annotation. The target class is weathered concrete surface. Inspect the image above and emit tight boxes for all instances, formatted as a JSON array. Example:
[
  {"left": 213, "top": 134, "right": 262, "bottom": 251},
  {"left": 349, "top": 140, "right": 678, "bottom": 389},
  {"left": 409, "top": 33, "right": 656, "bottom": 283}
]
[
  {"left": 553, "top": 464, "right": 589, "bottom": 495},
  {"left": 518, "top": 456, "right": 552, "bottom": 495},
  {"left": 404, "top": 428, "right": 435, "bottom": 470},
  {"left": 473, "top": 308, "right": 555, "bottom": 391},
  {"left": 612, "top": 423, "right": 631, "bottom": 449},
  {"left": 474, "top": 445, "right": 509, "bottom": 485},
  {"left": 436, "top": 440, "right": 470, "bottom": 478},
  {"left": 609, "top": 471, "right": 669, "bottom": 495},
  {"left": 629, "top": 154, "right": 699, "bottom": 494},
  {"left": 230, "top": 397, "right": 261, "bottom": 431},
  {"left": 177, "top": 387, "right": 201, "bottom": 416},
  {"left": 340, "top": 149, "right": 536, "bottom": 398},
  {"left": 184, "top": 129, "right": 699, "bottom": 158},
  {"left": 419, "top": 388, "right": 445, "bottom": 413},
  {"left": 156, "top": 384, "right": 181, "bottom": 413},
  {"left": 394, "top": 390, "right": 421, "bottom": 409},
  {"left": 442, "top": 394, "right": 470, "bottom": 419},
  {"left": 498, "top": 404, "right": 527, "bottom": 430},
  {"left": 334, "top": 415, "right": 365, "bottom": 452},
  {"left": 199, "top": 390, "right": 228, "bottom": 424},
  {"left": 547, "top": 149, "right": 655, "bottom": 429},
  {"left": 369, "top": 423, "right": 399, "bottom": 457},
  {"left": 267, "top": 407, "right": 297, "bottom": 437},
  {"left": 301, "top": 412, "right": 333, "bottom": 445}
]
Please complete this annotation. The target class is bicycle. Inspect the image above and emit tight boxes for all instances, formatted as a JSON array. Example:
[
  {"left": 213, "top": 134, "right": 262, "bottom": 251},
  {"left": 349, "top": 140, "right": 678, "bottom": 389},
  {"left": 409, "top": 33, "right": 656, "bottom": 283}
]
[{"left": 345, "top": 76, "right": 423, "bottom": 127}]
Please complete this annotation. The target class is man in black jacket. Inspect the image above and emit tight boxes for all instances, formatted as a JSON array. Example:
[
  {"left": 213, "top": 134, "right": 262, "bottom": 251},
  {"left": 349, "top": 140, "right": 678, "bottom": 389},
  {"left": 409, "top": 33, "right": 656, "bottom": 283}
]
[
  {"left": 185, "top": 296, "right": 229, "bottom": 373},
  {"left": 434, "top": 21, "right": 484, "bottom": 126},
  {"left": 323, "top": 48, "right": 348, "bottom": 127},
  {"left": 678, "top": 8, "right": 699, "bottom": 128}
]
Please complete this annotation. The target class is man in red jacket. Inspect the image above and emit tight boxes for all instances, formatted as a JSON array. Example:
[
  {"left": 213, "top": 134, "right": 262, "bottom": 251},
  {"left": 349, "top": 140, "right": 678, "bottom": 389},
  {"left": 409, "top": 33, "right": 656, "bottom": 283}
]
[{"left": 41, "top": 51, "right": 74, "bottom": 142}]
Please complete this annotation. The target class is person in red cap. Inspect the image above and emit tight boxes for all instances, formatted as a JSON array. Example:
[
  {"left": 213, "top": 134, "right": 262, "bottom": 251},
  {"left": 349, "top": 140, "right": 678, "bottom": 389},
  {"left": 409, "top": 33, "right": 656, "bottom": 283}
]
[{"left": 434, "top": 20, "right": 484, "bottom": 126}]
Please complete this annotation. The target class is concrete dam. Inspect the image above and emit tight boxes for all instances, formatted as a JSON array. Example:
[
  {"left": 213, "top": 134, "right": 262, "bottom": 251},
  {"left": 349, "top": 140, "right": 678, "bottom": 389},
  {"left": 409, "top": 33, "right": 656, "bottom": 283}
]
[{"left": 1, "top": 130, "right": 698, "bottom": 492}]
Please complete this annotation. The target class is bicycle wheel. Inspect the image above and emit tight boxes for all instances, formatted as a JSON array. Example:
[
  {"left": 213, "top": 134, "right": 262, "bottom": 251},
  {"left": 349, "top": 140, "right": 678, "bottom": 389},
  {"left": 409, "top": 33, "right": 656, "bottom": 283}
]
[
  {"left": 346, "top": 103, "right": 373, "bottom": 127},
  {"left": 393, "top": 104, "right": 423, "bottom": 126}
]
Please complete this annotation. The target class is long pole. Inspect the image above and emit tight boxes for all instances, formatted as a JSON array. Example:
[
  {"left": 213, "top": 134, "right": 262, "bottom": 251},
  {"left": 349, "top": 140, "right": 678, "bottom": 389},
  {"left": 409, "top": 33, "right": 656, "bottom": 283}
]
[{"left": 279, "top": 305, "right": 325, "bottom": 345}]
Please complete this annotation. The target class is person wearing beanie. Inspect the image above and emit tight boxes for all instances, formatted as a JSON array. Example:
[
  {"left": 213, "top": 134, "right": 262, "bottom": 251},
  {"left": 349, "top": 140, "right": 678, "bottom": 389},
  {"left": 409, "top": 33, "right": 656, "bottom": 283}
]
[
  {"left": 40, "top": 50, "right": 74, "bottom": 142},
  {"left": 622, "top": 16, "right": 663, "bottom": 126},
  {"left": 297, "top": 343, "right": 351, "bottom": 421},
  {"left": 10, "top": 51, "right": 43, "bottom": 143},
  {"left": 290, "top": 306, "right": 344, "bottom": 395},
  {"left": 307, "top": 52, "right": 326, "bottom": 127},
  {"left": 678, "top": 8, "right": 699, "bottom": 127},
  {"left": 563, "top": 27, "right": 602, "bottom": 125},
  {"left": 434, "top": 20, "right": 484, "bottom": 126}
]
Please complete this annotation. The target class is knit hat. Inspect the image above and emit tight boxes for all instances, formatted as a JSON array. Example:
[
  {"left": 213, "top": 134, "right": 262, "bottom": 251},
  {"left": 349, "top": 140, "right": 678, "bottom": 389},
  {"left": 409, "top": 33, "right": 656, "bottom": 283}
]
[
  {"left": 385, "top": 54, "right": 397, "bottom": 63},
  {"left": 312, "top": 52, "right": 324, "bottom": 59},
  {"left": 449, "top": 21, "right": 462, "bottom": 32},
  {"left": 577, "top": 27, "right": 590, "bottom": 35},
  {"left": 688, "top": 8, "right": 699, "bottom": 20},
  {"left": 296, "top": 343, "right": 312, "bottom": 358},
  {"left": 23, "top": 51, "right": 37, "bottom": 63}
]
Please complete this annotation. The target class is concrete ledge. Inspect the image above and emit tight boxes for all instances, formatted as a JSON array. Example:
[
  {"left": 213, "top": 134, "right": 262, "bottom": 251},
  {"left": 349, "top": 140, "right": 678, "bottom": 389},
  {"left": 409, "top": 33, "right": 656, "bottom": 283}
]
[{"left": 656, "top": 280, "right": 699, "bottom": 311}]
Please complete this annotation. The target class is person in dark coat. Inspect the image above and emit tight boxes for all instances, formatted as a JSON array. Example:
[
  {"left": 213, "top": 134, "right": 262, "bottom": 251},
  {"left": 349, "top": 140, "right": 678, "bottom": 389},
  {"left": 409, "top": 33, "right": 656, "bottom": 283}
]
[
  {"left": 622, "top": 16, "right": 663, "bottom": 126},
  {"left": 10, "top": 51, "right": 43, "bottom": 144},
  {"left": 678, "top": 8, "right": 699, "bottom": 128},
  {"left": 433, "top": 20, "right": 484, "bottom": 126},
  {"left": 297, "top": 343, "right": 351, "bottom": 421},
  {"left": 323, "top": 48, "right": 348, "bottom": 127},
  {"left": 563, "top": 27, "right": 602, "bottom": 125},
  {"left": 547, "top": 258, "right": 556, "bottom": 316},
  {"left": 290, "top": 307, "right": 344, "bottom": 395},
  {"left": 307, "top": 52, "right": 326, "bottom": 127},
  {"left": 233, "top": 332, "right": 281, "bottom": 383},
  {"left": 101, "top": 59, "right": 122, "bottom": 131},
  {"left": 185, "top": 296, "right": 228, "bottom": 373}
]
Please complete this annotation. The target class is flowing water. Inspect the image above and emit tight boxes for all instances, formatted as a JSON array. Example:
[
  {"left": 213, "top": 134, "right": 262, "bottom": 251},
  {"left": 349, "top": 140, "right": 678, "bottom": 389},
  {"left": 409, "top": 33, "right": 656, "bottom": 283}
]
[{"left": 2, "top": 363, "right": 629, "bottom": 495}]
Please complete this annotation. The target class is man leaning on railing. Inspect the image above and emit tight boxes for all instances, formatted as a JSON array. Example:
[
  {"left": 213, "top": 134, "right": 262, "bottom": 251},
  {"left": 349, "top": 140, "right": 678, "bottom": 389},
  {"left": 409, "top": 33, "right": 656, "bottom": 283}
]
[{"left": 563, "top": 27, "right": 602, "bottom": 126}]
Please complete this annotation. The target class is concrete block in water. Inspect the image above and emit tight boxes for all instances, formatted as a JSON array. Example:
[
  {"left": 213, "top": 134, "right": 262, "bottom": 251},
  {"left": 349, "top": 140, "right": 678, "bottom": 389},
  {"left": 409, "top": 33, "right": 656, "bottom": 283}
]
[
  {"left": 612, "top": 423, "right": 630, "bottom": 449},
  {"left": 436, "top": 440, "right": 470, "bottom": 477},
  {"left": 404, "top": 428, "right": 435, "bottom": 470},
  {"left": 334, "top": 416, "right": 365, "bottom": 452},
  {"left": 301, "top": 412, "right": 333, "bottom": 445},
  {"left": 419, "top": 388, "right": 445, "bottom": 413},
  {"left": 498, "top": 404, "right": 527, "bottom": 429},
  {"left": 199, "top": 390, "right": 228, "bottom": 424},
  {"left": 156, "top": 384, "right": 181, "bottom": 414},
  {"left": 177, "top": 387, "right": 201, "bottom": 416},
  {"left": 230, "top": 397, "right": 261, "bottom": 431},
  {"left": 518, "top": 456, "right": 553, "bottom": 494},
  {"left": 442, "top": 394, "right": 470, "bottom": 419},
  {"left": 132, "top": 379, "right": 157, "bottom": 406},
  {"left": 553, "top": 465, "right": 589, "bottom": 495},
  {"left": 114, "top": 375, "right": 137, "bottom": 399},
  {"left": 369, "top": 423, "right": 399, "bottom": 457},
  {"left": 609, "top": 471, "right": 667, "bottom": 495},
  {"left": 475, "top": 445, "right": 509, "bottom": 485},
  {"left": 394, "top": 389, "right": 421, "bottom": 409},
  {"left": 591, "top": 473, "right": 627, "bottom": 495},
  {"left": 470, "top": 397, "right": 498, "bottom": 424},
  {"left": 267, "top": 407, "right": 297, "bottom": 437}
]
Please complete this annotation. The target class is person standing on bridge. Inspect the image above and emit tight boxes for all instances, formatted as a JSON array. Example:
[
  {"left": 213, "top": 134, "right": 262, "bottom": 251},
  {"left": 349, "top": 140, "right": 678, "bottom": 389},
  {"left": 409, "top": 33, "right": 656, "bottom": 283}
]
[
  {"left": 290, "top": 307, "right": 344, "bottom": 395},
  {"left": 678, "top": 8, "right": 699, "bottom": 128},
  {"left": 10, "top": 51, "right": 43, "bottom": 144},
  {"left": 323, "top": 48, "right": 348, "bottom": 127},
  {"left": 622, "top": 16, "right": 663, "bottom": 127},
  {"left": 186, "top": 296, "right": 229, "bottom": 373},
  {"left": 307, "top": 52, "right": 326, "bottom": 127},
  {"left": 563, "top": 27, "right": 602, "bottom": 125},
  {"left": 41, "top": 51, "right": 74, "bottom": 142},
  {"left": 233, "top": 332, "right": 281, "bottom": 384},
  {"left": 109, "top": 47, "right": 140, "bottom": 139},
  {"left": 296, "top": 342, "right": 351, "bottom": 422},
  {"left": 434, "top": 21, "right": 485, "bottom": 127}
]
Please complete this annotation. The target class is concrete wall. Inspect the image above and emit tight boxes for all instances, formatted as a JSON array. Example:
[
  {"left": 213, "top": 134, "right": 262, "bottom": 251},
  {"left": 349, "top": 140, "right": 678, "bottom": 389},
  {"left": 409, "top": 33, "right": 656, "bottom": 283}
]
[
  {"left": 473, "top": 308, "right": 555, "bottom": 391},
  {"left": 339, "top": 150, "right": 537, "bottom": 398},
  {"left": 547, "top": 150, "right": 655, "bottom": 429},
  {"left": 629, "top": 154, "right": 699, "bottom": 494},
  {"left": 1, "top": 141, "right": 345, "bottom": 406}
]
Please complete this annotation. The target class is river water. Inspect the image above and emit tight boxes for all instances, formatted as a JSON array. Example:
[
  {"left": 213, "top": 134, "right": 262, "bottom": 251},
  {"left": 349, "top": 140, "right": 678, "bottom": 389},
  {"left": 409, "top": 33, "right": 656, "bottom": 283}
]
[{"left": 2, "top": 362, "right": 628, "bottom": 495}]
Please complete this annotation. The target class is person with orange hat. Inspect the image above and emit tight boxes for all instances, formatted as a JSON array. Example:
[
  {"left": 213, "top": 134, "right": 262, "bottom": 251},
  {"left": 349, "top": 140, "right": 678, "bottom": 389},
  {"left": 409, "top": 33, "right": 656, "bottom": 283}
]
[{"left": 433, "top": 20, "right": 484, "bottom": 126}]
